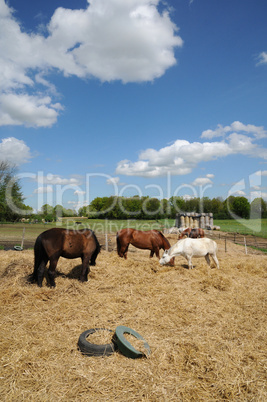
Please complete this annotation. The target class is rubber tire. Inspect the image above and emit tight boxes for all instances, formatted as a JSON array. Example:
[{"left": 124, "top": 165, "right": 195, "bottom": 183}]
[
  {"left": 14, "top": 246, "right": 23, "bottom": 251},
  {"left": 115, "top": 326, "right": 150, "bottom": 359},
  {"left": 78, "top": 328, "right": 117, "bottom": 357}
]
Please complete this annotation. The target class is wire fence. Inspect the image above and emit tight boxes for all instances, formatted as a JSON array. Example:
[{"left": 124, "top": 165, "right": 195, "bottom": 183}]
[
  {"left": 207, "top": 231, "right": 267, "bottom": 253},
  {"left": 1, "top": 229, "right": 266, "bottom": 253}
]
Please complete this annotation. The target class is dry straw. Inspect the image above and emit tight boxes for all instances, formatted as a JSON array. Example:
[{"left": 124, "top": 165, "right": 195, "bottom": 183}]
[{"left": 0, "top": 235, "right": 266, "bottom": 401}]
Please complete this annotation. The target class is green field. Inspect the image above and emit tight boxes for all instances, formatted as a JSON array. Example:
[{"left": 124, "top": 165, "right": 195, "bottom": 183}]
[
  {"left": 214, "top": 219, "right": 267, "bottom": 238},
  {"left": 0, "top": 218, "right": 267, "bottom": 241}
]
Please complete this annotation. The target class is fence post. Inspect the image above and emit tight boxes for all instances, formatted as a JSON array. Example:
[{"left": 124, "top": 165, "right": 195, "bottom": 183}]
[
  {"left": 105, "top": 233, "right": 108, "bottom": 251},
  {"left": 244, "top": 237, "right": 247, "bottom": 255},
  {"left": 225, "top": 237, "right": 227, "bottom": 253},
  {"left": 21, "top": 227, "right": 25, "bottom": 249}
]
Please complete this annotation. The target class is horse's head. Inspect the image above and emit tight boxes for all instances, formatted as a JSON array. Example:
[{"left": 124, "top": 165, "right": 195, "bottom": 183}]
[
  {"left": 178, "top": 233, "right": 188, "bottom": 240},
  {"left": 159, "top": 250, "right": 171, "bottom": 265}
]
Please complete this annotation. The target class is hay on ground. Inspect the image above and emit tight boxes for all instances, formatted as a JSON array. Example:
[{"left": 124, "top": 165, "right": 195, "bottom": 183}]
[{"left": 0, "top": 238, "right": 266, "bottom": 401}]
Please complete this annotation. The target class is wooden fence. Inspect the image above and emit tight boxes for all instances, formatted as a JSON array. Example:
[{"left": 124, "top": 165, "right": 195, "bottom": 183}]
[
  {"left": 0, "top": 231, "right": 266, "bottom": 253},
  {"left": 207, "top": 231, "right": 267, "bottom": 253}
]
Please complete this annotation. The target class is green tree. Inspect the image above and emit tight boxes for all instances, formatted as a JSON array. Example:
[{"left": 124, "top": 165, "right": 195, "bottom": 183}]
[
  {"left": 78, "top": 205, "right": 90, "bottom": 217},
  {"left": 169, "top": 196, "right": 186, "bottom": 216},
  {"left": 226, "top": 196, "right": 250, "bottom": 219},
  {"left": 54, "top": 204, "right": 64, "bottom": 219},
  {"left": 250, "top": 197, "right": 267, "bottom": 219},
  {"left": 142, "top": 197, "right": 161, "bottom": 218},
  {"left": 0, "top": 161, "right": 32, "bottom": 221},
  {"left": 41, "top": 204, "right": 55, "bottom": 221}
]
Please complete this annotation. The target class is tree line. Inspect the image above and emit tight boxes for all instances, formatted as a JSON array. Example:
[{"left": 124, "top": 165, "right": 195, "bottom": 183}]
[
  {"left": 0, "top": 162, "right": 266, "bottom": 222},
  {"left": 78, "top": 195, "right": 267, "bottom": 220}
]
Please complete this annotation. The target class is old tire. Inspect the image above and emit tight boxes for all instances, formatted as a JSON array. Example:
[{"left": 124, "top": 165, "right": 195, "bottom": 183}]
[
  {"left": 78, "top": 328, "right": 117, "bottom": 357},
  {"left": 115, "top": 325, "right": 150, "bottom": 359}
]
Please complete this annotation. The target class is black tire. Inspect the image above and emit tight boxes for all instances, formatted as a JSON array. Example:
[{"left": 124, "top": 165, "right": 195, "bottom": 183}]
[
  {"left": 115, "top": 325, "right": 150, "bottom": 359},
  {"left": 78, "top": 328, "right": 117, "bottom": 357}
]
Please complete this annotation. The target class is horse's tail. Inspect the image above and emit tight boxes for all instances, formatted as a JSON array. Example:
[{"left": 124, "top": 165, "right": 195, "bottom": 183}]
[
  {"left": 116, "top": 231, "right": 121, "bottom": 256},
  {"left": 29, "top": 234, "right": 47, "bottom": 283},
  {"left": 90, "top": 230, "right": 101, "bottom": 265}
]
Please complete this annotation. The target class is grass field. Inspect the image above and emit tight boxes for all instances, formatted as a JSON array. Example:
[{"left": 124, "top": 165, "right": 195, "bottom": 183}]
[
  {"left": 0, "top": 218, "right": 267, "bottom": 242},
  {"left": 214, "top": 219, "right": 267, "bottom": 238}
]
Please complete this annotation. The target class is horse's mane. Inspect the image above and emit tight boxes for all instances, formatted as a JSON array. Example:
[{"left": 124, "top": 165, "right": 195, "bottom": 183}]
[{"left": 156, "top": 230, "right": 171, "bottom": 248}]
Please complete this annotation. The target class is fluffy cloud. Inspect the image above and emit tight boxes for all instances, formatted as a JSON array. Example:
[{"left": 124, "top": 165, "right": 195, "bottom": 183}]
[
  {"left": 0, "top": 93, "right": 63, "bottom": 127},
  {"left": 201, "top": 121, "right": 267, "bottom": 140},
  {"left": 0, "top": 137, "right": 32, "bottom": 165},
  {"left": 0, "top": 0, "right": 182, "bottom": 127},
  {"left": 41, "top": 174, "right": 82, "bottom": 186},
  {"left": 257, "top": 51, "right": 267, "bottom": 65},
  {"left": 34, "top": 186, "right": 53, "bottom": 194},
  {"left": 107, "top": 177, "right": 120, "bottom": 185},
  {"left": 74, "top": 190, "right": 86, "bottom": 195},
  {"left": 255, "top": 170, "right": 267, "bottom": 177},
  {"left": 191, "top": 176, "right": 213, "bottom": 186},
  {"left": 116, "top": 121, "right": 267, "bottom": 177}
]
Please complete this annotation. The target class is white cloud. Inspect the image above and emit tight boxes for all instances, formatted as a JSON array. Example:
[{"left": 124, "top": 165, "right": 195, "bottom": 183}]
[
  {"left": 0, "top": 93, "right": 63, "bottom": 127},
  {"left": 34, "top": 186, "right": 53, "bottom": 194},
  {"left": 257, "top": 51, "right": 267, "bottom": 65},
  {"left": 116, "top": 121, "right": 267, "bottom": 177},
  {"left": 0, "top": 137, "right": 32, "bottom": 165},
  {"left": 107, "top": 176, "right": 120, "bottom": 185},
  {"left": 74, "top": 190, "right": 86, "bottom": 195},
  {"left": 0, "top": 0, "right": 182, "bottom": 127},
  {"left": 201, "top": 121, "right": 267, "bottom": 139},
  {"left": 191, "top": 177, "right": 213, "bottom": 186},
  {"left": 39, "top": 174, "right": 82, "bottom": 186},
  {"left": 231, "top": 190, "right": 246, "bottom": 197},
  {"left": 255, "top": 170, "right": 267, "bottom": 177}
]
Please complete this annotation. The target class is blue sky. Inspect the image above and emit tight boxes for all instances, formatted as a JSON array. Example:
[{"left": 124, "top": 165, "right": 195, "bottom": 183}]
[{"left": 0, "top": 0, "right": 267, "bottom": 213}]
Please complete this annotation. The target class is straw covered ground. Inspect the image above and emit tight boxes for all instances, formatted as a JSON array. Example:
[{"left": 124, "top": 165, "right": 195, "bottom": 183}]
[{"left": 0, "top": 235, "right": 266, "bottom": 401}]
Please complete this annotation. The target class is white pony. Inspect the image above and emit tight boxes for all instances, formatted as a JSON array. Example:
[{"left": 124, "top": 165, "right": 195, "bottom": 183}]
[{"left": 159, "top": 237, "right": 219, "bottom": 270}]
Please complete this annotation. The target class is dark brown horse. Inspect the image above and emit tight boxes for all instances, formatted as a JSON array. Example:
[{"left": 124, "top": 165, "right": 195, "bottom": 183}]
[
  {"left": 30, "top": 228, "right": 101, "bottom": 287},
  {"left": 178, "top": 227, "right": 205, "bottom": 239},
  {"left": 116, "top": 229, "right": 174, "bottom": 265}
]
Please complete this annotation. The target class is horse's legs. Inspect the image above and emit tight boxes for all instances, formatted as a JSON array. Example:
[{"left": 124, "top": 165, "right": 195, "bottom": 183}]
[
  {"left": 154, "top": 247, "right": 160, "bottom": 259},
  {"left": 187, "top": 256, "right": 193, "bottom": 269},
  {"left": 37, "top": 259, "right": 48, "bottom": 287},
  {"left": 212, "top": 253, "right": 220, "bottom": 269},
  {"left": 47, "top": 257, "right": 59, "bottom": 287},
  {"left": 90, "top": 250, "right": 97, "bottom": 266},
  {"left": 122, "top": 244, "right": 129, "bottom": 259},
  {"left": 118, "top": 242, "right": 129, "bottom": 259},
  {"left": 150, "top": 250, "right": 154, "bottom": 258},
  {"left": 80, "top": 255, "right": 90, "bottom": 282},
  {"left": 205, "top": 253, "right": 211, "bottom": 268}
]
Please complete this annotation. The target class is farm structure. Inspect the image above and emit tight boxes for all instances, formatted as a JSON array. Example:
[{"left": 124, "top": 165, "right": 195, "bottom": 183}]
[{"left": 175, "top": 212, "right": 215, "bottom": 230}]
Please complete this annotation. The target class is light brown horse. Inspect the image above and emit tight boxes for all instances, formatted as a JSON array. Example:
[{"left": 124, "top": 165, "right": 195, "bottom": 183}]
[
  {"left": 178, "top": 227, "right": 205, "bottom": 239},
  {"left": 30, "top": 228, "right": 101, "bottom": 287},
  {"left": 116, "top": 229, "right": 174, "bottom": 265}
]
